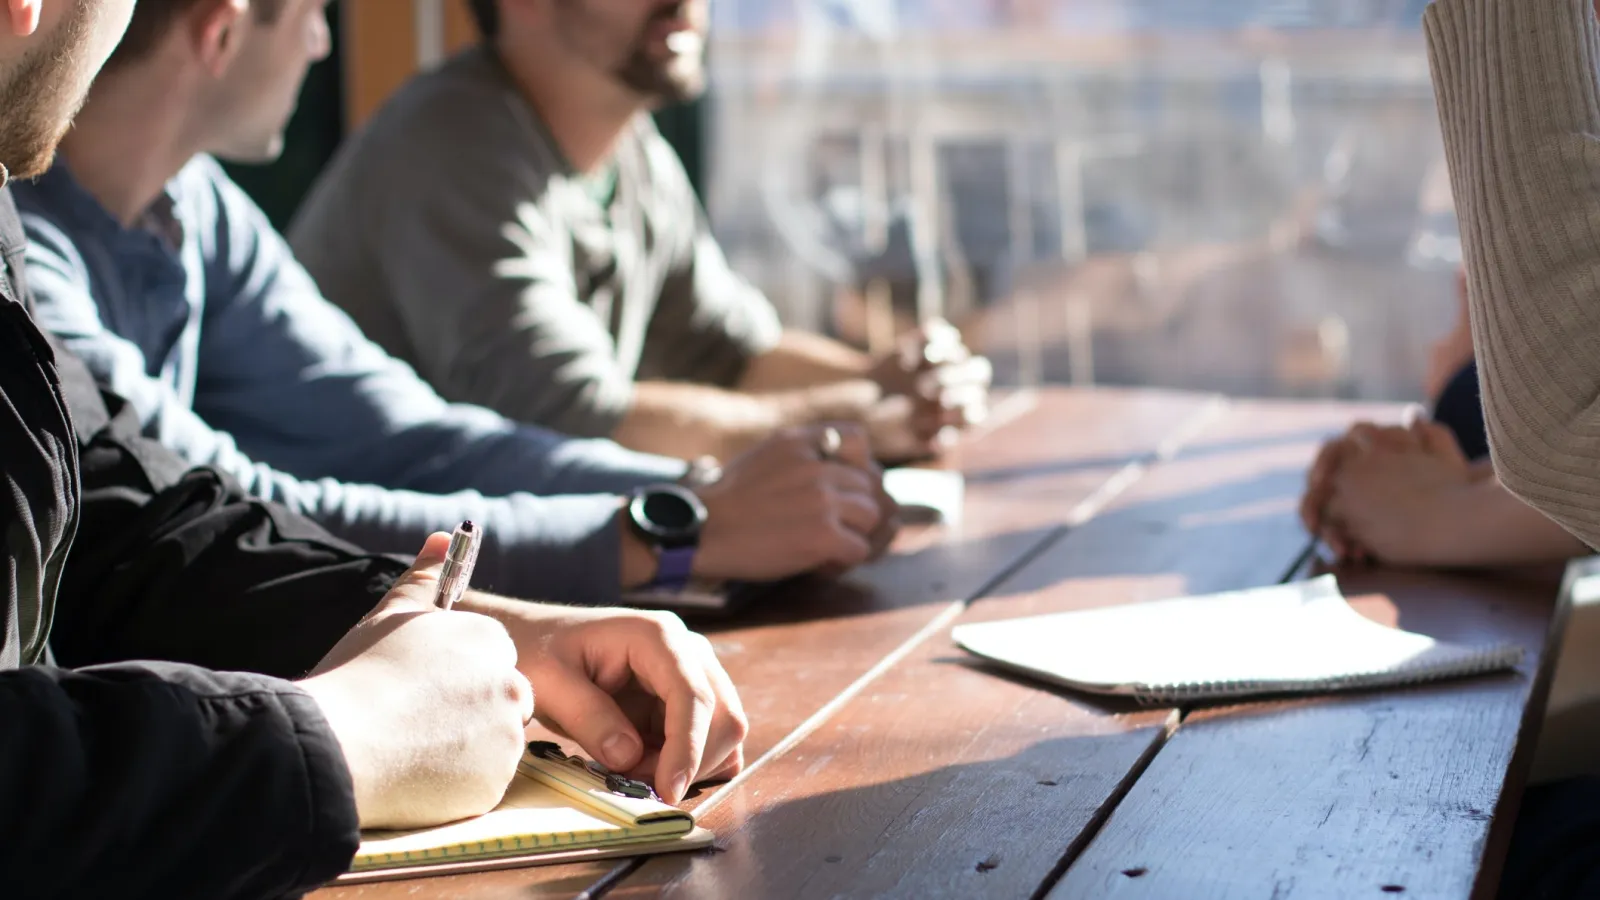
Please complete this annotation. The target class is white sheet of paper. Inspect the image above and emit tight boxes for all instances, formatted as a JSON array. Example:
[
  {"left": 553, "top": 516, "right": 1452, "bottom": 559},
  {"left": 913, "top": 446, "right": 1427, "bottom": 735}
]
[
  {"left": 953, "top": 576, "right": 1522, "bottom": 702},
  {"left": 883, "top": 468, "right": 965, "bottom": 527}
]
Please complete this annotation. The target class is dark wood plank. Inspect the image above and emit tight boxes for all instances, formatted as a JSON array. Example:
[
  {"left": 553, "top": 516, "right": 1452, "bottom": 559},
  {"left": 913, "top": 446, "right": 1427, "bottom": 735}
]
[
  {"left": 310, "top": 387, "right": 1218, "bottom": 900},
  {"left": 606, "top": 398, "right": 1392, "bottom": 899},
  {"left": 1050, "top": 567, "right": 1567, "bottom": 900}
]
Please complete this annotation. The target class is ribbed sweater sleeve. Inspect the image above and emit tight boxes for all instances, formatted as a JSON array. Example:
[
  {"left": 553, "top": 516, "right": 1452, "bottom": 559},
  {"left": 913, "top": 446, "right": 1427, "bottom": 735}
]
[{"left": 1426, "top": 0, "right": 1600, "bottom": 548}]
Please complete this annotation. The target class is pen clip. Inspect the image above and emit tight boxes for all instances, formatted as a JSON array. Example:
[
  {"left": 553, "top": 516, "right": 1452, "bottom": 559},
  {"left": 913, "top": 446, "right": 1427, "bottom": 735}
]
[{"left": 527, "top": 741, "right": 660, "bottom": 801}]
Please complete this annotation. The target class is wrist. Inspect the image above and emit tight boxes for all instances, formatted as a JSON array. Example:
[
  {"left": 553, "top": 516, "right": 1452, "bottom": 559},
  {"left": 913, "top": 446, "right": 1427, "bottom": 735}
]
[
  {"left": 453, "top": 590, "right": 529, "bottom": 619},
  {"left": 618, "top": 501, "right": 660, "bottom": 589},
  {"left": 299, "top": 674, "right": 378, "bottom": 829}
]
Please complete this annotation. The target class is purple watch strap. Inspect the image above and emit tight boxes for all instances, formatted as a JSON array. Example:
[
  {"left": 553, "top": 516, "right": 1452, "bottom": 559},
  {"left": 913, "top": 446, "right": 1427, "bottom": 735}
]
[{"left": 651, "top": 546, "right": 696, "bottom": 592}]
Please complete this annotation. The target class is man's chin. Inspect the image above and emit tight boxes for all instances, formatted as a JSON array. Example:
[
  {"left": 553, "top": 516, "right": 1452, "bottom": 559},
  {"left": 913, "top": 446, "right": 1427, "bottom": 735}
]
[
  {"left": 642, "top": 73, "right": 707, "bottom": 108},
  {"left": 619, "top": 53, "right": 707, "bottom": 108},
  {"left": 5, "top": 153, "right": 56, "bottom": 182},
  {"left": 0, "top": 128, "right": 69, "bottom": 182},
  {"left": 216, "top": 135, "right": 287, "bottom": 167}
]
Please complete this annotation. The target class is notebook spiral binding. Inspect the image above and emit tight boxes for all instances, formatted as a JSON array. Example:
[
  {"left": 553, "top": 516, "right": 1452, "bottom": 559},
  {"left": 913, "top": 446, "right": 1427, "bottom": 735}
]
[{"left": 1130, "top": 642, "right": 1524, "bottom": 706}]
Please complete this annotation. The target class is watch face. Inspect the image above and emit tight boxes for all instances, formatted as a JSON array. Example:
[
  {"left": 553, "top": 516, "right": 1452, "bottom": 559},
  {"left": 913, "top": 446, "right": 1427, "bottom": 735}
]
[{"left": 631, "top": 485, "right": 706, "bottom": 548}]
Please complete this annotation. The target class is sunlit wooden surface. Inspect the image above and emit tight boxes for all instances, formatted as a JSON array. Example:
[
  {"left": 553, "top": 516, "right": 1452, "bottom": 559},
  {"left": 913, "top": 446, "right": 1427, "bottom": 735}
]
[{"left": 313, "top": 388, "right": 1565, "bottom": 900}]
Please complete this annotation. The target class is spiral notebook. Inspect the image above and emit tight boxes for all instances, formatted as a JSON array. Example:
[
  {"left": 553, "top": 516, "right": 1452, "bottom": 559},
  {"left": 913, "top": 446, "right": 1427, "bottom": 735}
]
[
  {"left": 952, "top": 575, "right": 1523, "bottom": 704},
  {"left": 337, "top": 742, "right": 713, "bottom": 884}
]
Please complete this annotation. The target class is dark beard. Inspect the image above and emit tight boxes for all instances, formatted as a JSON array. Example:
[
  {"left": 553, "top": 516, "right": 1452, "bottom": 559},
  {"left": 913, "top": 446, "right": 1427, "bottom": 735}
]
[
  {"left": 613, "top": 10, "right": 705, "bottom": 106},
  {"left": 0, "top": 3, "right": 94, "bottom": 180},
  {"left": 614, "top": 48, "right": 704, "bottom": 106}
]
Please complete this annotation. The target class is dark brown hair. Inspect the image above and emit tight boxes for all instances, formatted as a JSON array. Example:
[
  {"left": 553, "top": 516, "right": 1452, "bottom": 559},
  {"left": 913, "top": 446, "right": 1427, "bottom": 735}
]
[
  {"left": 108, "top": 0, "right": 288, "bottom": 69},
  {"left": 467, "top": 0, "right": 499, "bottom": 39}
]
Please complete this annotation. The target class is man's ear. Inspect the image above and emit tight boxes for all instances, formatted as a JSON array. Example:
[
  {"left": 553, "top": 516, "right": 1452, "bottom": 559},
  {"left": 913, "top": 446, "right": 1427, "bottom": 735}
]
[
  {"left": 6, "top": 0, "right": 42, "bottom": 38},
  {"left": 192, "top": 0, "right": 249, "bottom": 77}
]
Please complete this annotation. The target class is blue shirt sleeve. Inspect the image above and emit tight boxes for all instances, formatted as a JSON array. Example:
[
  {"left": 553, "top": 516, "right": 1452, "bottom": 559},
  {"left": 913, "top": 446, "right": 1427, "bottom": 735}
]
[
  {"left": 20, "top": 162, "right": 688, "bottom": 604},
  {"left": 190, "top": 159, "right": 685, "bottom": 498}
]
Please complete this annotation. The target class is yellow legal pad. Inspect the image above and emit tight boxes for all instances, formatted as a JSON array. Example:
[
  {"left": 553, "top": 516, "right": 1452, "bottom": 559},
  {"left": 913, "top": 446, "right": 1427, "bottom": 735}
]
[{"left": 337, "top": 745, "right": 713, "bottom": 884}]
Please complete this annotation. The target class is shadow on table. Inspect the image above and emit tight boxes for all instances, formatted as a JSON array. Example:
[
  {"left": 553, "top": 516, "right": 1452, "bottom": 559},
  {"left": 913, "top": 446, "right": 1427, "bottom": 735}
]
[
  {"left": 623, "top": 734, "right": 1160, "bottom": 900},
  {"left": 689, "top": 523, "right": 1065, "bottom": 633},
  {"left": 692, "top": 460, "right": 1316, "bottom": 633}
]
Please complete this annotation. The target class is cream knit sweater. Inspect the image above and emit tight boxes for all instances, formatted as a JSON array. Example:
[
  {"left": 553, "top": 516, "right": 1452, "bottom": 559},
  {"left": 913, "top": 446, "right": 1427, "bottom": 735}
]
[{"left": 1426, "top": 0, "right": 1600, "bottom": 548}]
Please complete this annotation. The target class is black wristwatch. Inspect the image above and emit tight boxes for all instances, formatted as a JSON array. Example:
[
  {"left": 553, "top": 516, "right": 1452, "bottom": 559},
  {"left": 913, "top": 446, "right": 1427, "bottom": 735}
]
[{"left": 628, "top": 484, "right": 707, "bottom": 592}]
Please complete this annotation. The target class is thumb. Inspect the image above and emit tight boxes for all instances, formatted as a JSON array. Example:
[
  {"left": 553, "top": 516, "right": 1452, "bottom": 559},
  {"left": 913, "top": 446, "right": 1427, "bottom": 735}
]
[
  {"left": 528, "top": 664, "right": 646, "bottom": 774},
  {"left": 378, "top": 532, "right": 453, "bottom": 614}
]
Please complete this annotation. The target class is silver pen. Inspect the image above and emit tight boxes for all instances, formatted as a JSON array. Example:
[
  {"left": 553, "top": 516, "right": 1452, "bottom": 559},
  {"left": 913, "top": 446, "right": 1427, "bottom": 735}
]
[{"left": 434, "top": 521, "right": 481, "bottom": 610}]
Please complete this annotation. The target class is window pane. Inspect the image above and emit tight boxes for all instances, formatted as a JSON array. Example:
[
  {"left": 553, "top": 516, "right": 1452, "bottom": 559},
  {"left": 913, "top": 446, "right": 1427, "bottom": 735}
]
[{"left": 704, "top": 0, "right": 1455, "bottom": 400}]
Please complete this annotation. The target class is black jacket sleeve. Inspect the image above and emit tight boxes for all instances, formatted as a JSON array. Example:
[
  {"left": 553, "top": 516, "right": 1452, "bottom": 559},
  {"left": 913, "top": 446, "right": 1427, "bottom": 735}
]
[
  {"left": 0, "top": 177, "right": 404, "bottom": 900},
  {"left": 0, "top": 662, "right": 358, "bottom": 900},
  {"left": 47, "top": 333, "right": 410, "bottom": 679},
  {"left": 0, "top": 324, "right": 367, "bottom": 898}
]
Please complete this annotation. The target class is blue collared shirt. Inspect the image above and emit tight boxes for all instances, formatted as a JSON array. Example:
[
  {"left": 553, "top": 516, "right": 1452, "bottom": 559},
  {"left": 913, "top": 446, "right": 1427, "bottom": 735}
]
[{"left": 16, "top": 156, "right": 687, "bottom": 604}]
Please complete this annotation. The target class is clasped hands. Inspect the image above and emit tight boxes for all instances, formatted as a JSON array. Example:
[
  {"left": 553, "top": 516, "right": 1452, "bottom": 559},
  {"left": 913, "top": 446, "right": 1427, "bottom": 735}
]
[
  {"left": 866, "top": 319, "right": 992, "bottom": 462},
  {"left": 1300, "top": 415, "right": 1484, "bottom": 567}
]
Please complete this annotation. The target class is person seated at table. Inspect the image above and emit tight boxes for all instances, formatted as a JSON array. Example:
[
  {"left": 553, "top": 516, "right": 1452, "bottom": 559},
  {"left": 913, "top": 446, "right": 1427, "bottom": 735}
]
[
  {"left": 0, "top": 2, "right": 745, "bottom": 897},
  {"left": 286, "top": 0, "right": 992, "bottom": 464},
  {"left": 1423, "top": 0, "right": 1600, "bottom": 894},
  {"left": 1299, "top": 268, "right": 1586, "bottom": 569},
  {"left": 19, "top": 0, "right": 899, "bottom": 609}
]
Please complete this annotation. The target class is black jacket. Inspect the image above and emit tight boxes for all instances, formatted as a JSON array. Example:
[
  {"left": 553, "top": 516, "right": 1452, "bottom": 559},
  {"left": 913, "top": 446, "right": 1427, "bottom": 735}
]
[{"left": 0, "top": 186, "right": 409, "bottom": 899}]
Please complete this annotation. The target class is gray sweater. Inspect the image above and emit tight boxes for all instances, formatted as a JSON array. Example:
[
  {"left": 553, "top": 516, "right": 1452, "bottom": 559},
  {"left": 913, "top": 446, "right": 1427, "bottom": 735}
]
[
  {"left": 289, "top": 46, "right": 783, "bottom": 440},
  {"left": 1425, "top": 0, "right": 1600, "bottom": 549}
]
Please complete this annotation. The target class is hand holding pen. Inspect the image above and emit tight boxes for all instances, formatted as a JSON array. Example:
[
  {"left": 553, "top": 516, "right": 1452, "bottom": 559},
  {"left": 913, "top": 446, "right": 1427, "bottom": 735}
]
[
  {"left": 300, "top": 527, "right": 532, "bottom": 829},
  {"left": 393, "top": 519, "right": 749, "bottom": 806}
]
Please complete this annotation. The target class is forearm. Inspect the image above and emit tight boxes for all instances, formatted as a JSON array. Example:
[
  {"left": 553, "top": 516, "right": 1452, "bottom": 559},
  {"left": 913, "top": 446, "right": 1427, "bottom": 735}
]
[
  {"left": 1428, "top": 477, "right": 1590, "bottom": 568},
  {"left": 1426, "top": 0, "right": 1600, "bottom": 546},
  {"left": 613, "top": 381, "right": 784, "bottom": 459},
  {"left": 737, "top": 331, "right": 873, "bottom": 393},
  {"left": 613, "top": 379, "right": 881, "bottom": 460}
]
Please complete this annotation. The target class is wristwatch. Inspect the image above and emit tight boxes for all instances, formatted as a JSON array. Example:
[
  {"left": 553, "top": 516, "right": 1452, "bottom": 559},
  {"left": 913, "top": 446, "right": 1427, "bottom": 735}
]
[{"left": 628, "top": 484, "right": 708, "bottom": 592}]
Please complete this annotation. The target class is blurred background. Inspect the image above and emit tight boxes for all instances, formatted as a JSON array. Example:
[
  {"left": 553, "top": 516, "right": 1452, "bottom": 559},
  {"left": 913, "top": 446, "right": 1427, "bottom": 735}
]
[{"left": 248, "top": 0, "right": 1459, "bottom": 403}]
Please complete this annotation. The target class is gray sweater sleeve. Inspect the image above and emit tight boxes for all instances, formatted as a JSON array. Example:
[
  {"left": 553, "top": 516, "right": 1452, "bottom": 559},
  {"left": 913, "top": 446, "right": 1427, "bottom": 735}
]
[
  {"left": 635, "top": 130, "right": 783, "bottom": 388},
  {"left": 1425, "top": 0, "right": 1600, "bottom": 549}
]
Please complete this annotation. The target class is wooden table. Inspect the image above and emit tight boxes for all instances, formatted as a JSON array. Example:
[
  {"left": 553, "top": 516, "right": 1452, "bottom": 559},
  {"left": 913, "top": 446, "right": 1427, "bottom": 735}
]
[{"left": 314, "top": 387, "right": 1569, "bottom": 900}]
